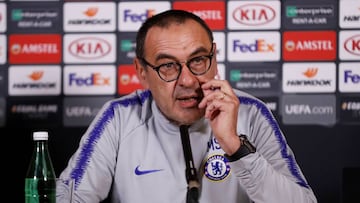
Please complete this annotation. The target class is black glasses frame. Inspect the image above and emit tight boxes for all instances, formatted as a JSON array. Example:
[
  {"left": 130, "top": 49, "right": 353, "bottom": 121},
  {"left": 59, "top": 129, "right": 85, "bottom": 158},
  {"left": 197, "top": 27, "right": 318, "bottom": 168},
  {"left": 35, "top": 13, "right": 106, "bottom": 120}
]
[{"left": 141, "top": 43, "right": 214, "bottom": 82}]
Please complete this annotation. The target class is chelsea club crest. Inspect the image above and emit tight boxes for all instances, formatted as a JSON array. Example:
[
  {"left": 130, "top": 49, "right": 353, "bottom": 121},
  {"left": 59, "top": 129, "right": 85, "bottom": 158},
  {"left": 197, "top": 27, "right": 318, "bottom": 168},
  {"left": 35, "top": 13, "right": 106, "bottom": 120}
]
[{"left": 204, "top": 154, "right": 231, "bottom": 181}]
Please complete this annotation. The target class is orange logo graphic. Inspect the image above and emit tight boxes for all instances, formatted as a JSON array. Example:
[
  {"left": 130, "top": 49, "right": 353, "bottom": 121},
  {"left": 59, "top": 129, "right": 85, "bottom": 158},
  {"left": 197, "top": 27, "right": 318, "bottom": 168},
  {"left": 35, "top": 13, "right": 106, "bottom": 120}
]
[
  {"left": 84, "top": 7, "right": 98, "bottom": 17},
  {"left": 303, "top": 68, "right": 318, "bottom": 78},
  {"left": 28, "top": 71, "right": 44, "bottom": 81}
]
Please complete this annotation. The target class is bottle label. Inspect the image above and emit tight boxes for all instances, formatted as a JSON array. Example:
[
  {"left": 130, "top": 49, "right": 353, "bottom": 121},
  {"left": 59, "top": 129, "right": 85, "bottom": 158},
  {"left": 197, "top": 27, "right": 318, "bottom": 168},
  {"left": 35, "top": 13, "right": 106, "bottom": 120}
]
[{"left": 25, "top": 178, "right": 56, "bottom": 203}]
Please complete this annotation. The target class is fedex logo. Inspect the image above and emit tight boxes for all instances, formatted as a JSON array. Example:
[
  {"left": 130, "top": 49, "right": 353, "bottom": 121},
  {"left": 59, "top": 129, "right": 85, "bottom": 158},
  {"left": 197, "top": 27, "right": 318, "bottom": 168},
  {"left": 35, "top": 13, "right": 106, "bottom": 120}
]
[
  {"left": 123, "top": 9, "right": 155, "bottom": 22},
  {"left": 118, "top": 2, "right": 170, "bottom": 31},
  {"left": 68, "top": 73, "right": 110, "bottom": 86},
  {"left": 232, "top": 39, "right": 275, "bottom": 53},
  {"left": 339, "top": 62, "right": 360, "bottom": 92},
  {"left": 228, "top": 31, "right": 280, "bottom": 62},
  {"left": 64, "top": 65, "right": 115, "bottom": 95},
  {"left": 344, "top": 70, "right": 360, "bottom": 84}
]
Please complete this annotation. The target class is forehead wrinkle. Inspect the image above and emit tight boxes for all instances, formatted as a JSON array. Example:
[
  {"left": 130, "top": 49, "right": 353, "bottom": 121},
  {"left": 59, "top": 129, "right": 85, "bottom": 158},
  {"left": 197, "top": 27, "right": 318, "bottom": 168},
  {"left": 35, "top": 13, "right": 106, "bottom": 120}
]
[
  {"left": 154, "top": 46, "right": 210, "bottom": 62},
  {"left": 144, "top": 21, "right": 212, "bottom": 62}
]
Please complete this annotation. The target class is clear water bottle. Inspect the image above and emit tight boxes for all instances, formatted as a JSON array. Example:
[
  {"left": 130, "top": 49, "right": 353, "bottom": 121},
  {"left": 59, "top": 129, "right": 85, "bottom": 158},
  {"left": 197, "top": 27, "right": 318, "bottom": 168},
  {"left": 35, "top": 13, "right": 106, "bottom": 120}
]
[{"left": 25, "top": 131, "right": 56, "bottom": 203}]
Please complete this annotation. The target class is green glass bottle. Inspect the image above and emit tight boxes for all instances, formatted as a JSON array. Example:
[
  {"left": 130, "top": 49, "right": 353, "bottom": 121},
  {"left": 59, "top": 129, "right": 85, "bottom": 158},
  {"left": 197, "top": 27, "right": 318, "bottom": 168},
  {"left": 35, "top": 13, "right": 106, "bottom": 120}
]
[{"left": 25, "top": 131, "right": 56, "bottom": 203}]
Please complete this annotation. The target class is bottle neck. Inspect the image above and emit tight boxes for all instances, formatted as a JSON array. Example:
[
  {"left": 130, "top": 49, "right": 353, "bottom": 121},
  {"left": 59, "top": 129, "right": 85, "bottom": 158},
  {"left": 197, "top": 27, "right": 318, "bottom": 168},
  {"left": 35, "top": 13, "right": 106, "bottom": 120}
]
[{"left": 34, "top": 140, "right": 49, "bottom": 153}]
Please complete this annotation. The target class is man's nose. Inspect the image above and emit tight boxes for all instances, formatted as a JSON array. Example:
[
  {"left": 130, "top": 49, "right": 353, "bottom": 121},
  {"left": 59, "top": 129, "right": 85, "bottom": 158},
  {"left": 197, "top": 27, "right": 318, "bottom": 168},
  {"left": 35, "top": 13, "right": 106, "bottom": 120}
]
[{"left": 177, "top": 63, "right": 198, "bottom": 86}]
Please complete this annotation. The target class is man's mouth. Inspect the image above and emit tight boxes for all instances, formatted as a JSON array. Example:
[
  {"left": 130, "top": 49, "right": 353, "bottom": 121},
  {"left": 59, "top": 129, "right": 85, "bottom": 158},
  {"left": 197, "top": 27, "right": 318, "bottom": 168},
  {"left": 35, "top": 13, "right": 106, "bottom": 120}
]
[
  {"left": 178, "top": 96, "right": 198, "bottom": 101},
  {"left": 177, "top": 95, "right": 200, "bottom": 108}
]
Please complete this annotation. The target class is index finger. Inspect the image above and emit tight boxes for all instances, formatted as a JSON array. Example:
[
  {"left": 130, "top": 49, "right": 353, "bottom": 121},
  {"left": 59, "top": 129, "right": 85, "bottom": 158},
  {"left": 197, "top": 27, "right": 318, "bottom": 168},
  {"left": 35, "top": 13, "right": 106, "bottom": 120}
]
[{"left": 202, "top": 79, "right": 224, "bottom": 90}]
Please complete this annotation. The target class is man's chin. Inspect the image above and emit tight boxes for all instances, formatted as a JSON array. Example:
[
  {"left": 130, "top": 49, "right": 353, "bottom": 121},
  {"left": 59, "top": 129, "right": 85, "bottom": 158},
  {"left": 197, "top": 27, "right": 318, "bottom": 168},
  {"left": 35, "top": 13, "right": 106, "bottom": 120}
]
[{"left": 172, "top": 109, "right": 205, "bottom": 125}]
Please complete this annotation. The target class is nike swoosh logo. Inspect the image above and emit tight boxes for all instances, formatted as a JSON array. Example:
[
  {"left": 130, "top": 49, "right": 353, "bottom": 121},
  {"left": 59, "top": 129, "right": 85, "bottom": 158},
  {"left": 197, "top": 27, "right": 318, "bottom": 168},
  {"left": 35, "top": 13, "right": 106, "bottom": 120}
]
[{"left": 134, "top": 165, "right": 163, "bottom": 175}]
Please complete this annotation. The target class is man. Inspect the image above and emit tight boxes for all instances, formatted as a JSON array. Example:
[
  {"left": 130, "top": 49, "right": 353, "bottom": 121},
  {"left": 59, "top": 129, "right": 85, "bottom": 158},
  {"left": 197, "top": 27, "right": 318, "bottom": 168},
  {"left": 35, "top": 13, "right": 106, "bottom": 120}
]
[{"left": 56, "top": 10, "right": 317, "bottom": 203}]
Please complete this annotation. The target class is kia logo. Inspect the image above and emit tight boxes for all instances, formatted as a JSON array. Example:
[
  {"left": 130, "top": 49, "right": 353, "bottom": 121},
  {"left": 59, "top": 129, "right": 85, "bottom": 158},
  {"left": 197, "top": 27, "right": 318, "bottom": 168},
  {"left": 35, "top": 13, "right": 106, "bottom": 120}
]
[
  {"left": 68, "top": 37, "right": 111, "bottom": 59},
  {"left": 344, "top": 34, "right": 360, "bottom": 56},
  {"left": 232, "top": 3, "right": 276, "bottom": 26}
]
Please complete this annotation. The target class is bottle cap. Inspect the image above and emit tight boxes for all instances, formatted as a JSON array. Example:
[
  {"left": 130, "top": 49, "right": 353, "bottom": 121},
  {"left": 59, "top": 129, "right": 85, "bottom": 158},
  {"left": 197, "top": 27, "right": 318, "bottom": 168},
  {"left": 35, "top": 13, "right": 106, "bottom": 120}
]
[{"left": 33, "top": 131, "right": 49, "bottom": 141}]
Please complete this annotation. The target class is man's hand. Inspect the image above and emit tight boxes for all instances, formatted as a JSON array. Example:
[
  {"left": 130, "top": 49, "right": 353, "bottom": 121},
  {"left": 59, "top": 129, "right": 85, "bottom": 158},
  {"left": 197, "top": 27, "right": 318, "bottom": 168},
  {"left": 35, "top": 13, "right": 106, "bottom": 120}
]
[{"left": 198, "top": 79, "right": 241, "bottom": 155}]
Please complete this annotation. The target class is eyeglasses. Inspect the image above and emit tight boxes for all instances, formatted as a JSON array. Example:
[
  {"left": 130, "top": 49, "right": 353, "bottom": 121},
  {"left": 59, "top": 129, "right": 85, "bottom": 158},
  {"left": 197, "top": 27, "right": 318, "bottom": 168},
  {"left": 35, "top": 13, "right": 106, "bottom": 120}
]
[{"left": 141, "top": 44, "right": 214, "bottom": 82}]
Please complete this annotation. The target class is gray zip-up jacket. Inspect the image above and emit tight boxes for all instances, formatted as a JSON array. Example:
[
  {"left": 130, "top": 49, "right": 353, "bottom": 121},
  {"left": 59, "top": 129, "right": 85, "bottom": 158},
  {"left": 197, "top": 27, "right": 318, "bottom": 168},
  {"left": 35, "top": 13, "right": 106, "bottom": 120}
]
[{"left": 56, "top": 89, "right": 317, "bottom": 203}]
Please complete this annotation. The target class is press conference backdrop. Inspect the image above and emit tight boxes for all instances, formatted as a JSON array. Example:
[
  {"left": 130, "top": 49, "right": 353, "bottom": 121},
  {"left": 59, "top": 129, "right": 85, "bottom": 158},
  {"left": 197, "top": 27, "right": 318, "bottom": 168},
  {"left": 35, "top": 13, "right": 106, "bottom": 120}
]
[{"left": 0, "top": 0, "right": 359, "bottom": 202}]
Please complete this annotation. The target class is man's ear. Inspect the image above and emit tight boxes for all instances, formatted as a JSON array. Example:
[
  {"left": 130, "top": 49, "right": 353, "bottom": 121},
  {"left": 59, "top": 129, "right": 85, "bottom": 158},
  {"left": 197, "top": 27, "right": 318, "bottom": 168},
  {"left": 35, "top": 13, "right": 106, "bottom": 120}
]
[{"left": 134, "top": 58, "right": 149, "bottom": 89}]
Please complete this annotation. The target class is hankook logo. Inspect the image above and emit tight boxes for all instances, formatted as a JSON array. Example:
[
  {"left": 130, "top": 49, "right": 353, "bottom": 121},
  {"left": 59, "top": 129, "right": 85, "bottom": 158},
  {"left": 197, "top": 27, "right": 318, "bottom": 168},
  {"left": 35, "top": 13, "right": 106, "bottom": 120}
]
[
  {"left": 64, "top": 2, "right": 116, "bottom": 32},
  {"left": 282, "top": 62, "right": 336, "bottom": 93},
  {"left": 339, "top": 1, "right": 360, "bottom": 28},
  {"left": 9, "top": 65, "right": 61, "bottom": 96}
]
